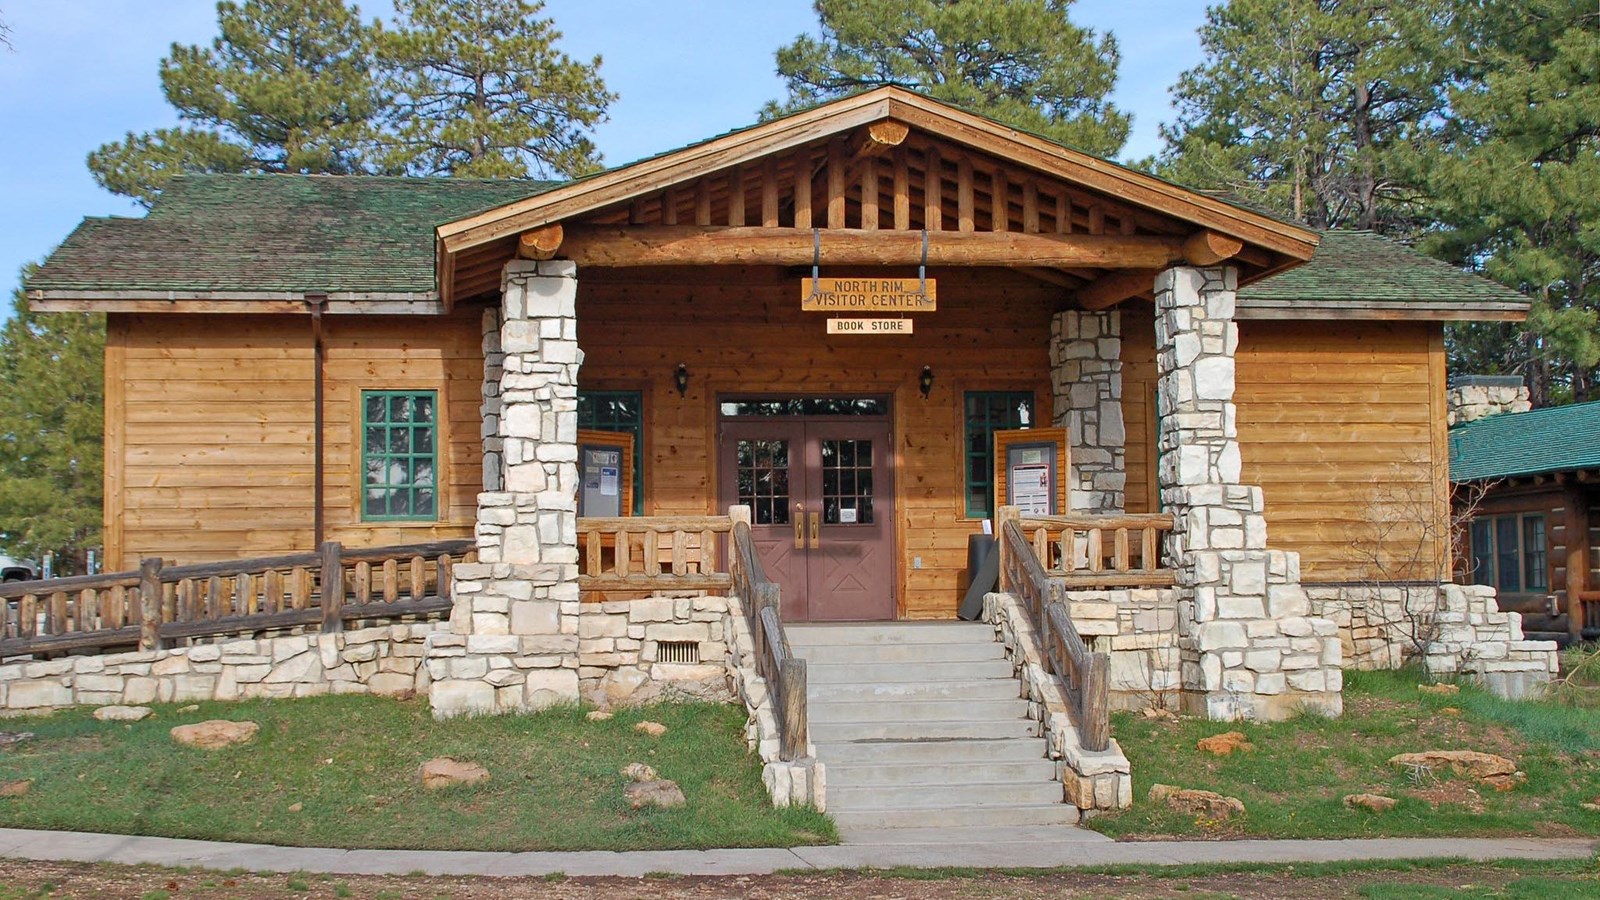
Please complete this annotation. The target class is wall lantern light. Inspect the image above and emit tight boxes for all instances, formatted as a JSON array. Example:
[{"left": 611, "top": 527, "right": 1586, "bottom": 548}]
[
  {"left": 919, "top": 365, "right": 935, "bottom": 399},
  {"left": 674, "top": 363, "right": 690, "bottom": 397}
]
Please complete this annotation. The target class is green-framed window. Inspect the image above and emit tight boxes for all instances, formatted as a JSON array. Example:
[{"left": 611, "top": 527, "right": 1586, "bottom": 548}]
[
  {"left": 361, "top": 390, "right": 438, "bottom": 521},
  {"left": 1469, "top": 513, "right": 1548, "bottom": 594},
  {"left": 578, "top": 390, "right": 644, "bottom": 514},
  {"left": 964, "top": 390, "right": 1036, "bottom": 518}
]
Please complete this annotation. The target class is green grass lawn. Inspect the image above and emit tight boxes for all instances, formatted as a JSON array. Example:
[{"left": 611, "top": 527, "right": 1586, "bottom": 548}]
[
  {"left": 0, "top": 696, "right": 834, "bottom": 851},
  {"left": 1090, "top": 668, "right": 1600, "bottom": 840}
]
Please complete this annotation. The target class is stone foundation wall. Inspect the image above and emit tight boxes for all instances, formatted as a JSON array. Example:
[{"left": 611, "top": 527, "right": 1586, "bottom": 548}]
[
  {"left": 1309, "top": 583, "right": 1559, "bottom": 699},
  {"left": 984, "top": 591, "right": 1132, "bottom": 812},
  {"left": 1063, "top": 588, "right": 1183, "bottom": 712},
  {"left": 722, "top": 596, "right": 824, "bottom": 810},
  {"left": 577, "top": 596, "right": 732, "bottom": 707},
  {"left": 0, "top": 623, "right": 443, "bottom": 714}
]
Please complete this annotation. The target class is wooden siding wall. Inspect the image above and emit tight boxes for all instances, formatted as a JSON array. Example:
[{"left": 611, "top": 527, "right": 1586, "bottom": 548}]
[
  {"left": 106, "top": 311, "right": 483, "bottom": 570},
  {"left": 577, "top": 265, "right": 1055, "bottom": 619},
  {"left": 1123, "top": 315, "right": 1449, "bottom": 581}
]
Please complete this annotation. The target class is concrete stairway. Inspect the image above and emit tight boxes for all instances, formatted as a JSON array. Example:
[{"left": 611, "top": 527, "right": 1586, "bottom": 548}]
[{"left": 787, "top": 621, "right": 1079, "bottom": 832}]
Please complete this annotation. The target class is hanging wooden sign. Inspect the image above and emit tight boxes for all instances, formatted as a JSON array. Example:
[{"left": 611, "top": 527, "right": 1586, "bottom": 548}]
[
  {"left": 826, "top": 318, "right": 913, "bottom": 335},
  {"left": 802, "top": 277, "right": 937, "bottom": 312}
]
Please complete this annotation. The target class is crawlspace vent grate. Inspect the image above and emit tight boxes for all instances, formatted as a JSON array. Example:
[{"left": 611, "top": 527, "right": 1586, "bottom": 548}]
[{"left": 658, "top": 640, "right": 700, "bottom": 664}]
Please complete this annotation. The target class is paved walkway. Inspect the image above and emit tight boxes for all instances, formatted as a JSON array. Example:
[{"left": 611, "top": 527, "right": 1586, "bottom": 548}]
[{"left": 0, "top": 827, "right": 1591, "bottom": 877}]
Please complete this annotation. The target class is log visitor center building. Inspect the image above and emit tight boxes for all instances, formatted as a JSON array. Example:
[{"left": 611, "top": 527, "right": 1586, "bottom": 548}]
[{"left": 19, "top": 89, "right": 1561, "bottom": 817}]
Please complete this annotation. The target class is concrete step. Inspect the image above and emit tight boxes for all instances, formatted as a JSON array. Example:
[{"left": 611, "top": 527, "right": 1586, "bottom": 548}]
[
  {"left": 813, "top": 737, "right": 1048, "bottom": 765},
  {"left": 806, "top": 659, "right": 1015, "bottom": 684},
  {"left": 828, "top": 780, "right": 1065, "bottom": 811},
  {"left": 797, "top": 641, "right": 1007, "bottom": 665},
  {"left": 788, "top": 622, "right": 995, "bottom": 646},
  {"left": 826, "top": 758, "right": 1058, "bottom": 788},
  {"left": 809, "top": 697, "right": 1032, "bottom": 724},
  {"left": 811, "top": 718, "right": 1037, "bottom": 743},
  {"left": 809, "top": 678, "right": 1021, "bottom": 702},
  {"left": 830, "top": 803, "right": 1080, "bottom": 830},
  {"left": 837, "top": 824, "right": 1112, "bottom": 845}
]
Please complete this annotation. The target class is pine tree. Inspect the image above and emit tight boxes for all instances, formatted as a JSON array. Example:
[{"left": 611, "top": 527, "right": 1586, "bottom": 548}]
[
  {"left": 87, "top": 0, "right": 386, "bottom": 205},
  {"left": 0, "top": 269, "right": 103, "bottom": 573},
  {"left": 1158, "top": 0, "right": 1462, "bottom": 230},
  {"left": 767, "top": 0, "right": 1128, "bottom": 158},
  {"left": 379, "top": 0, "right": 613, "bottom": 178},
  {"left": 1420, "top": 0, "right": 1600, "bottom": 404}
]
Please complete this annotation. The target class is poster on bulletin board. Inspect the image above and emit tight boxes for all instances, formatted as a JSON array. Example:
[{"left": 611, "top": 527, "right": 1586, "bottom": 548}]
[{"left": 993, "top": 427, "right": 1068, "bottom": 516}]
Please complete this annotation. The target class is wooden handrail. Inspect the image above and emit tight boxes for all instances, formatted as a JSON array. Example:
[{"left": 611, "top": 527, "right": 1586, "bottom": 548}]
[
  {"left": 999, "top": 511, "right": 1112, "bottom": 752},
  {"left": 0, "top": 539, "right": 476, "bottom": 659},
  {"left": 730, "top": 506, "right": 808, "bottom": 762}
]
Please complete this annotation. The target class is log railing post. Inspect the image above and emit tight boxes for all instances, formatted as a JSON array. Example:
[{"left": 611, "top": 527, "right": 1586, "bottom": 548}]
[
  {"left": 996, "top": 505, "right": 1020, "bottom": 592},
  {"left": 779, "top": 657, "right": 808, "bottom": 761},
  {"left": 1081, "top": 651, "right": 1111, "bottom": 752},
  {"left": 138, "top": 557, "right": 163, "bottom": 651},
  {"left": 319, "top": 541, "right": 344, "bottom": 634}
]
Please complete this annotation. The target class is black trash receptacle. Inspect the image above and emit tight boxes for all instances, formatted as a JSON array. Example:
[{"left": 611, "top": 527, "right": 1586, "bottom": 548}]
[{"left": 958, "top": 533, "right": 998, "bottom": 621}]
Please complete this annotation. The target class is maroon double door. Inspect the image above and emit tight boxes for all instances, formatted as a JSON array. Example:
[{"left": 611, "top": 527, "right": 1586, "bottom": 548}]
[{"left": 718, "top": 405, "right": 895, "bottom": 621}]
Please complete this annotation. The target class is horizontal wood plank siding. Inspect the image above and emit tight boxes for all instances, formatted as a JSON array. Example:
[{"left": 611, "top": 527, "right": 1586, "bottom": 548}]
[{"left": 109, "top": 312, "right": 482, "bottom": 568}]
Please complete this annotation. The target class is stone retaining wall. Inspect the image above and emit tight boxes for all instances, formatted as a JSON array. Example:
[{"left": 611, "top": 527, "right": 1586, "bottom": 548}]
[
  {"left": 984, "top": 591, "right": 1132, "bottom": 812},
  {"left": 722, "top": 596, "right": 825, "bottom": 810},
  {"left": 1309, "top": 583, "right": 1559, "bottom": 699},
  {"left": 0, "top": 623, "right": 443, "bottom": 713},
  {"left": 577, "top": 596, "right": 732, "bottom": 707},
  {"left": 1063, "top": 588, "right": 1184, "bottom": 712}
]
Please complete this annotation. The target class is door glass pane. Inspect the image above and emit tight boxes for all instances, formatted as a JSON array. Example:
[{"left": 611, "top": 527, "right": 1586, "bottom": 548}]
[
  {"left": 1496, "top": 516, "right": 1521, "bottom": 592},
  {"left": 720, "top": 398, "right": 888, "bottom": 417},
  {"left": 821, "top": 439, "right": 873, "bottom": 525},
  {"left": 737, "top": 440, "right": 790, "bottom": 525}
]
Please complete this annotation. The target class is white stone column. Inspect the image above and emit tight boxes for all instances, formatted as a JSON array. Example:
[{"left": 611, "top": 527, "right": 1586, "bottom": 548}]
[
  {"left": 426, "top": 260, "right": 583, "bottom": 718},
  {"left": 1051, "top": 309, "right": 1125, "bottom": 512},
  {"left": 1154, "top": 266, "right": 1342, "bottom": 721}
]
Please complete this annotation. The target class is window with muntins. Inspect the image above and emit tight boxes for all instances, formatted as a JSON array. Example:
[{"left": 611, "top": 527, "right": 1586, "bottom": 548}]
[
  {"left": 964, "top": 391, "right": 1036, "bottom": 518},
  {"left": 361, "top": 390, "right": 438, "bottom": 521},
  {"left": 578, "top": 390, "right": 644, "bottom": 514},
  {"left": 1469, "top": 512, "right": 1548, "bottom": 594}
]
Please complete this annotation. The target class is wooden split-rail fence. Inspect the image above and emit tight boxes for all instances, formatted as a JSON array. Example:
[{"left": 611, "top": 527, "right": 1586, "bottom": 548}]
[{"left": 995, "top": 506, "right": 1179, "bottom": 752}]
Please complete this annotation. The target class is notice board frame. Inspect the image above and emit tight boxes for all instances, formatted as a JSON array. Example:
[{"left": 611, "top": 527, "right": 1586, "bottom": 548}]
[
  {"left": 992, "top": 427, "right": 1069, "bottom": 517},
  {"left": 577, "top": 428, "right": 635, "bottom": 518}
]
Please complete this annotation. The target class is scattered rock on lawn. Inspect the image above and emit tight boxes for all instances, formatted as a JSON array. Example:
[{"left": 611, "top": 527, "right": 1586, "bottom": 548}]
[
  {"left": 0, "top": 733, "right": 34, "bottom": 749},
  {"left": 621, "top": 762, "right": 657, "bottom": 782},
  {"left": 177, "top": 705, "right": 200, "bottom": 714},
  {"left": 288, "top": 802, "right": 303, "bottom": 813},
  {"left": 586, "top": 710, "right": 613, "bottom": 722},
  {"left": 1581, "top": 801, "right": 1600, "bottom": 813},
  {"left": 1418, "top": 683, "right": 1459, "bottom": 695},
  {"left": 1438, "top": 707, "right": 1462, "bottom": 716},
  {"left": 1196, "top": 731, "right": 1254, "bottom": 756},
  {"left": 1141, "top": 707, "right": 1177, "bottom": 721},
  {"left": 0, "top": 780, "right": 31, "bottom": 798},
  {"left": 1148, "top": 784, "right": 1245, "bottom": 819},
  {"left": 624, "top": 779, "right": 686, "bottom": 809},
  {"left": 1389, "top": 750, "right": 1525, "bottom": 790},
  {"left": 418, "top": 757, "right": 490, "bottom": 789},
  {"left": 1344, "top": 793, "right": 1398, "bottom": 813},
  {"left": 94, "top": 705, "right": 153, "bottom": 722},
  {"left": 634, "top": 721, "right": 667, "bottom": 737},
  {"left": 170, "top": 720, "right": 259, "bottom": 749}
]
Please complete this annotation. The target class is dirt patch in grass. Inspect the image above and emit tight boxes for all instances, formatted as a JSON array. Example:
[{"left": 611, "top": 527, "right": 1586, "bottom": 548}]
[
  {"left": 1092, "top": 668, "right": 1600, "bottom": 840},
  {"left": 2, "top": 857, "right": 1598, "bottom": 900},
  {"left": 0, "top": 696, "right": 834, "bottom": 852}
]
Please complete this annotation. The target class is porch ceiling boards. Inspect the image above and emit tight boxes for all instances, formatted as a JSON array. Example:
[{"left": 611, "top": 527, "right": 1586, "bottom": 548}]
[{"left": 437, "top": 87, "right": 1321, "bottom": 308}]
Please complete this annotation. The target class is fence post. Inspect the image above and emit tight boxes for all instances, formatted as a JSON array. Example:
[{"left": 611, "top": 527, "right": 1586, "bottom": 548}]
[
  {"left": 319, "top": 541, "right": 345, "bottom": 634},
  {"left": 1081, "top": 651, "right": 1111, "bottom": 752},
  {"left": 779, "top": 656, "right": 808, "bottom": 761},
  {"left": 138, "top": 557, "right": 163, "bottom": 651},
  {"left": 728, "top": 505, "right": 751, "bottom": 588},
  {"left": 996, "top": 505, "right": 1021, "bottom": 592}
]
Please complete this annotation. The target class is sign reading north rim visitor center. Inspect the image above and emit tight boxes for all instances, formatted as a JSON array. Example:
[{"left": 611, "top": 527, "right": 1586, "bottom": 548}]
[
  {"left": 801, "top": 277, "right": 938, "bottom": 312},
  {"left": 826, "top": 318, "right": 914, "bottom": 334}
]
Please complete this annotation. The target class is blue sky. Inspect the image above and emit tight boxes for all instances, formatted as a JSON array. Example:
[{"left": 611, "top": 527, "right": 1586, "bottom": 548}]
[{"left": 0, "top": 0, "right": 1209, "bottom": 298}]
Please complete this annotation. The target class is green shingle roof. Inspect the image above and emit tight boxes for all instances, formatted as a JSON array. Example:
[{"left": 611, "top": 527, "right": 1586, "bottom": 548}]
[
  {"left": 28, "top": 175, "right": 556, "bottom": 295},
  {"left": 1449, "top": 399, "right": 1600, "bottom": 482},
  {"left": 1238, "top": 230, "right": 1528, "bottom": 307}
]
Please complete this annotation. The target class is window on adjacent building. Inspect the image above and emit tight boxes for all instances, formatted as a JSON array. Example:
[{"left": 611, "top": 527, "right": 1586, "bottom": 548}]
[
  {"left": 1469, "top": 513, "right": 1548, "bottom": 593},
  {"left": 361, "top": 390, "right": 438, "bottom": 521},
  {"left": 964, "top": 391, "right": 1036, "bottom": 518},
  {"left": 578, "top": 390, "right": 644, "bottom": 514}
]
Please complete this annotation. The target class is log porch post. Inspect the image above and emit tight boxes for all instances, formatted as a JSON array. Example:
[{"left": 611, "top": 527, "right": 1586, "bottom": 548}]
[
  {"left": 1153, "top": 265, "right": 1343, "bottom": 721},
  {"left": 426, "top": 260, "right": 583, "bottom": 718}
]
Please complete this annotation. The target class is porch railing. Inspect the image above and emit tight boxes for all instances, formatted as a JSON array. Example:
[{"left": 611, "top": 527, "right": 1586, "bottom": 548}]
[
  {"left": 1017, "top": 513, "right": 1177, "bottom": 588},
  {"left": 577, "top": 515, "right": 735, "bottom": 595},
  {"left": 728, "top": 506, "right": 808, "bottom": 761},
  {"left": 997, "top": 508, "right": 1112, "bottom": 751},
  {"left": 0, "top": 540, "right": 475, "bottom": 658},
  {"left": 1581, "top": 590, "right": 1600, "bottom": 637}
]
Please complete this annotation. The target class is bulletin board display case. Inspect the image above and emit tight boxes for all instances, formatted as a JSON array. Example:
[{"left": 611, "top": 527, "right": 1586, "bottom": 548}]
[
  {"left": 992, "top": 427, "right": 1069, "bottom": 517},
  {"left": 577, "top": 429, "right": 635, "bottom": 518}
]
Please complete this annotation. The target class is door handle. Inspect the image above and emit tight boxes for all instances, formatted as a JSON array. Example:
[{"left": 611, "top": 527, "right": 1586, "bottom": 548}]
[
  {"left": 794, "top": 504, "right": 805, "bottom": 549},
  {"left": 809, "top": 511, "right": 821, "bottom": 549}
]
